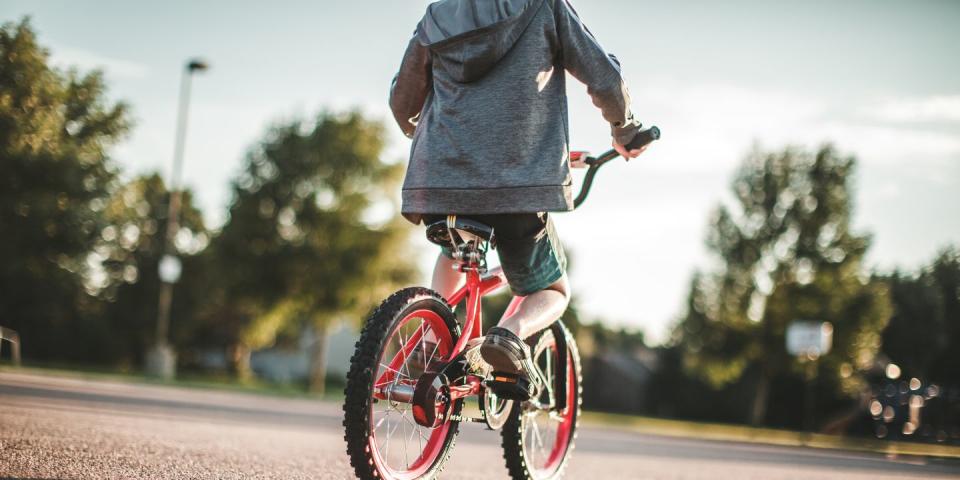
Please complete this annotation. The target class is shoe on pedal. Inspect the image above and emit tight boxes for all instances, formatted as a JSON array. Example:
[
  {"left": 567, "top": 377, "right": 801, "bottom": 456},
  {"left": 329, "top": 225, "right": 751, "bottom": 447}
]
[
  {"left": 481, "top": 327, "right": 534, "bottom": 400},
  {"left": 480, "top": 327, "right": 529, "bottom": 373}
]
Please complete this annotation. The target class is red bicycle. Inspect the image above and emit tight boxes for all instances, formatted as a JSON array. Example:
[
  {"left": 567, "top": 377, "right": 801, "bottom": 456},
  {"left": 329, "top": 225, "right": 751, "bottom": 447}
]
[{"left": 343, "top": 127, "right": 660, "bottom": 480}]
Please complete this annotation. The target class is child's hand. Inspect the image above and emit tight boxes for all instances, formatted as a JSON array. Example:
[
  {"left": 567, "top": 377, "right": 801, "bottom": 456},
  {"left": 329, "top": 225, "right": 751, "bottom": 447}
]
[{"left": 613, "top": 140, "right": 647, "bottom": 160}]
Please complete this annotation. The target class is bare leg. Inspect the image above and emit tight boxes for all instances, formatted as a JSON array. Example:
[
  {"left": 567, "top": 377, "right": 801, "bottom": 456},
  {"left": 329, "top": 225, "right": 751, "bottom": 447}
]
[
  {"left": 431, "top": 253, "right": 465, "bottom": 303},
  {"left": 496, "top": 273, "right": 570, "bottom": 340}
]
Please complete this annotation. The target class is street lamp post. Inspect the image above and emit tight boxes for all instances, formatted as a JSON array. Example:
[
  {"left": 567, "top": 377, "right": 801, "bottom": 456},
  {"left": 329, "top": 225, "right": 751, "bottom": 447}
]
[{"left": 146, "top": 59, "right": 209, "bottom": 379}]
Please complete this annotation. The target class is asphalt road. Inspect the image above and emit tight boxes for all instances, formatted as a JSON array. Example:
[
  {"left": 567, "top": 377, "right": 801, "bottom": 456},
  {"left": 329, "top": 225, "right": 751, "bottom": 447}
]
[{"left": 1, "top": 371, "right": 959, "bottom": 480}]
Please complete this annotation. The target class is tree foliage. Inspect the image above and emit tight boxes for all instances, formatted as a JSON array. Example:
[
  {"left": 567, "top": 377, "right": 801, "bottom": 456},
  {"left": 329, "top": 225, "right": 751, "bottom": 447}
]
[
  {"left": 0, "top": 18, "right": 131, "bottom": 360},
  {"left": 673, "top": 145, "right": 892, "bottom": 425},
  {"left": 882, "top": 248, "right": 960, "bottom": 385},
  {"left": 204, "top": 111, "right": 416, "bottom": 388},
  {"left": 94, "top": 174, "right": 208, "bottom": 366}
]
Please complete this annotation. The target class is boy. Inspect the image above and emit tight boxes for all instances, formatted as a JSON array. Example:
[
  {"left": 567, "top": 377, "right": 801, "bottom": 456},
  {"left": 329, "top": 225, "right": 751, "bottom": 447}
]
[{"left": 389, "top": 0, "right": 645, "bottom": 382}]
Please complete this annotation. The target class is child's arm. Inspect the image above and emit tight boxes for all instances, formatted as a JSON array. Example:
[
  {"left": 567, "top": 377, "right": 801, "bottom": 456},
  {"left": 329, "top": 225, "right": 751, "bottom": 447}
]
[
  {"left": 389, "top": 32, "right": 432, "bottom": 138},
  {"left": 553, "top": 0, "right": 640, "bottom": 146}
]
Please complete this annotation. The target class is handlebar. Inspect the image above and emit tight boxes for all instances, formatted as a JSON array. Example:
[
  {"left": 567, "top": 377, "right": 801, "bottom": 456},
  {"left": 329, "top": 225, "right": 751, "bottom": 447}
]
[{"left": 572, "top": 126, "right": 661, "bottom": 208}]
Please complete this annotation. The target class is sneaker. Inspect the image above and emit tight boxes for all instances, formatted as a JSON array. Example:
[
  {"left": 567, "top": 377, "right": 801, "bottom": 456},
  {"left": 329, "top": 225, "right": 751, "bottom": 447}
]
[{"left": 480, "top": 327, "right": 529, "bottom": 374}]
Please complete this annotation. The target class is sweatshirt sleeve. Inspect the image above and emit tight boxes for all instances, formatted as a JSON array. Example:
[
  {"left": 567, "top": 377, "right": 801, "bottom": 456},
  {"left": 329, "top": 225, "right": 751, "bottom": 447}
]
[
  {"left": 389, "top": 32, "right": 433, "bottom": 139},
  {"left": 553, "top": 0, "right": 641, "bottom": 145}
]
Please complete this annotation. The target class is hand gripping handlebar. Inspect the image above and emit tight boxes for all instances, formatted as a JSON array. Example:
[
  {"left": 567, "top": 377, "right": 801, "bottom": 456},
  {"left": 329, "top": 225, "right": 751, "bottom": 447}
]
[{"left": 572, "top": 126, "right": 661, "bottom": 208}]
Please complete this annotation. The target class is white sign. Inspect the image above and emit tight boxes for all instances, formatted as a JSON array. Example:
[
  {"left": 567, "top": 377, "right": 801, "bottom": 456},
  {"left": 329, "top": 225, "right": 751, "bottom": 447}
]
[
  {"left": 158, "top": 254, "right": 183, "bottom": 284},
  {"left": 786, "top": 321, "right": 833, "bottom": 357}
]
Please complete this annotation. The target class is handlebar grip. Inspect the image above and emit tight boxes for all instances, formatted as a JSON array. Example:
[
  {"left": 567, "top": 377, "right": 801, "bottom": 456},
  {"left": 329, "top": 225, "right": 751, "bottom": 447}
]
[{"left": 625, "top": 126, "right": 661, "bottom": 151}]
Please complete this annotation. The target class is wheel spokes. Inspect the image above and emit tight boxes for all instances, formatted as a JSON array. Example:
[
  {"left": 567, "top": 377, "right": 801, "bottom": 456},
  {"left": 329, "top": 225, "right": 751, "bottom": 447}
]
[
  {"left": 522, "top": 336, "right": 572, "bottom": 472},
  {"left": 370, "top": 312, "right": 453, "bottom": 475}
]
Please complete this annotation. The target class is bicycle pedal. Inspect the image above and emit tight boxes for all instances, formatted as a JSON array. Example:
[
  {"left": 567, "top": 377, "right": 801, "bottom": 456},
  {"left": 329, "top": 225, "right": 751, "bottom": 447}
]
[{"left": 484, "top": 372, "right": 533, "bottom": 401}]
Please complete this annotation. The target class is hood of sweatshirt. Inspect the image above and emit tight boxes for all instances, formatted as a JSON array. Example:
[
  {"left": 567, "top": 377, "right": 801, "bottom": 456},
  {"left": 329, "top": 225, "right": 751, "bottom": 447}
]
[{"left": 417, "top": 0, "right": 546, "bottom": 83}]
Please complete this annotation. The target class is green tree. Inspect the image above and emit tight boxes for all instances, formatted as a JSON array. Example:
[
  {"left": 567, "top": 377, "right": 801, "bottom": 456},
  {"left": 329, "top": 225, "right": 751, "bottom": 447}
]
[
  {"left": 208, "top": 111, "right": 416, "bottom": 392},
  {"left": 93, "top": 174, "right": 208, "bottom": 367},
  {"left": 882, "top": 248, "right": 960, "bottom": 384},
  {"left": 0, "top": 18, "right": 131, "bottom": 360},
  {"left": 674, "top": 145, "right": 891, "bottom": 426}
]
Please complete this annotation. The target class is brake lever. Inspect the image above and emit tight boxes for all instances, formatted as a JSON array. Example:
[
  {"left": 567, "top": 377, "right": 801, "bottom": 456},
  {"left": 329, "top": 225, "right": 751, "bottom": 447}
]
[{"left": 570, "top": 151, "right": 590, "bottom": 169}]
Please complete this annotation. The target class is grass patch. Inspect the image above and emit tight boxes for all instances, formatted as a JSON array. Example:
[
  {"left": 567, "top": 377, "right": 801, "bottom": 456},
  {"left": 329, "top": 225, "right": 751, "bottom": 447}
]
[{"left": 582, "top": 410, "right": 960, "bottom": 459}]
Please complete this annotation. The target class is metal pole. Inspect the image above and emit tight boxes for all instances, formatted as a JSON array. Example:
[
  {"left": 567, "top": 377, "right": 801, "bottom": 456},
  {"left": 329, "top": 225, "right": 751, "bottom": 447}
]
[
  {"left": 148, "top": 60, "right": 206, "bottom": 378},
  {"left": 155, "top": 69, "right": 193, "bottom": 348},
  {"left": 804, "top": 356, "right": 817, "bottom": 432}
]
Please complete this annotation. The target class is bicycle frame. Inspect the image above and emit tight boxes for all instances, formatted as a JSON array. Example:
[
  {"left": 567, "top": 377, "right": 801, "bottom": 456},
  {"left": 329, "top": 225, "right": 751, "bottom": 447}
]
[
  {"left": 445, "top": 266, "right": 518, "bottom": 355},
  {"left": 374, "top": 265, "right": 519, "bottom": 402}
]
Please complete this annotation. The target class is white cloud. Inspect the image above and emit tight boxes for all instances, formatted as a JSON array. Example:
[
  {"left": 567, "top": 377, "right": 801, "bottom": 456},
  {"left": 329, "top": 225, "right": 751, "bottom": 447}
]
[
  {"left": 613, "top": 81, "right": 960, "bottom": 174},
  {"left": 814, "top": 121, "right": 960, "bottom": 168},
  {"left": 49, "top": 47, "right": 149, "bottom": 79},
  {"left": 870, "top": 95, "right": 960, "bottom": 123},
  {"left": 877, "top": 182, "right": 901, "bottom": 199},
  {"left": 616, "top": 81, "right": 829, "bottom": 174}
]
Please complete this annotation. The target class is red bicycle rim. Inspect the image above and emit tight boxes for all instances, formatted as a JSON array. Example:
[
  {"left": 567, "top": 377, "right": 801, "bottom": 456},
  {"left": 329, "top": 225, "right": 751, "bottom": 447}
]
[
  {"left": 526, "top": 334, "right": 576, "bottom": 475},
  {"left": 368, "top": 308, "right": 454, "bottom": 480}
]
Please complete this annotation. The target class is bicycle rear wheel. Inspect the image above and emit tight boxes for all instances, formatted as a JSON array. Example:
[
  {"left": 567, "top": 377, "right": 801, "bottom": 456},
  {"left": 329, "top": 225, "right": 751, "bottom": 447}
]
[
  {"left": 500, "top": 321, "right": 582, "bottom": 480},
  {"left": 343, "top": 287, "right": 462, "bottom": 480}
]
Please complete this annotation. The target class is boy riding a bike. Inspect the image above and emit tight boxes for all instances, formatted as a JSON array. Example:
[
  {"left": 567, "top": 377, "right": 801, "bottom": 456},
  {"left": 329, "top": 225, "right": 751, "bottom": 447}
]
[
  {"left": 343, "top": 1, "right": 656, "bottom": 478},
  {"left": 390, "top": 0, "right": 646, "bottom": 391}
]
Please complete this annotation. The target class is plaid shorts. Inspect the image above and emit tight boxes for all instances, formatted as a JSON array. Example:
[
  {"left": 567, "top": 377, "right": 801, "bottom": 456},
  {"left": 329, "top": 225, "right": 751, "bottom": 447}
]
[{"left": 424, "top": 213, "right": 567, "bottom": 296}]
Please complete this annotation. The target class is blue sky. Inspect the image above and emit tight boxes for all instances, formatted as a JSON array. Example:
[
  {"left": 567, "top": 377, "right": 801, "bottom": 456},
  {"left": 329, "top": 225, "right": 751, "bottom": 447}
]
[{"left": 4, "top": 0, "right": 958, "bottom": 343}]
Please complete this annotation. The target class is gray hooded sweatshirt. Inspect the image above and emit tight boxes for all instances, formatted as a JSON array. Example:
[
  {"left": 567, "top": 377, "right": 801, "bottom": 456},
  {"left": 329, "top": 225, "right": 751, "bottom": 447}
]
[{"left": 390, "top": 0, "right": 640, "bottom": 224}]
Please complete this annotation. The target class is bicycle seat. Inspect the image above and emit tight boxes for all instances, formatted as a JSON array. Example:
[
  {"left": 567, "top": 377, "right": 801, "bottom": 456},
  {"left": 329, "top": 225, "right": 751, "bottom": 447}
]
[{"left": 425, "top": 216, "right": 496, "bottom": 249}]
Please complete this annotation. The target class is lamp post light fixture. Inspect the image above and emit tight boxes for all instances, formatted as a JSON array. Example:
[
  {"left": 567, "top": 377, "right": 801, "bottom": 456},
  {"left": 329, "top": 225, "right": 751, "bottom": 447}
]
[{"left": 146, "top": 58, "right": 209, "bottom": 379}]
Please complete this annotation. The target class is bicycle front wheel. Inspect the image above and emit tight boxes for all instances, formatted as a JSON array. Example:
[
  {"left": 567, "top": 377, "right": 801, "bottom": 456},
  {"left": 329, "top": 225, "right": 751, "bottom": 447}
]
[
  {"left": 343, "top": 287, "right": 462, "bottom": 480},
  {"left": 501, "top": 321, "right": 582, "bottom": 480}
]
